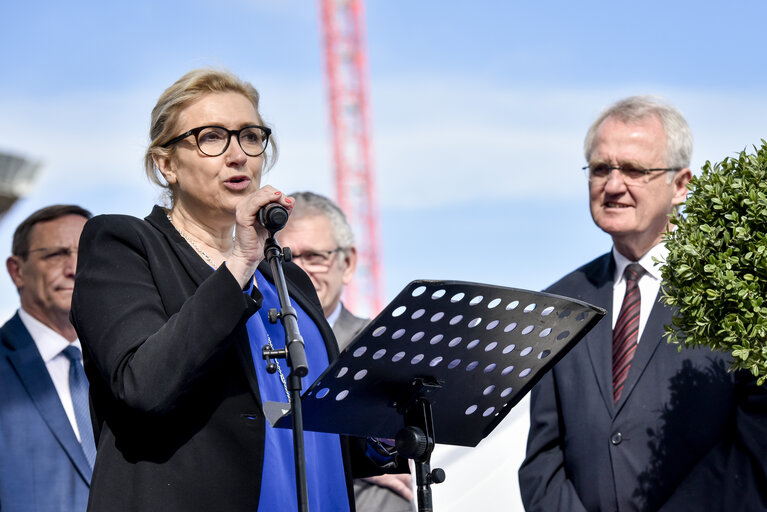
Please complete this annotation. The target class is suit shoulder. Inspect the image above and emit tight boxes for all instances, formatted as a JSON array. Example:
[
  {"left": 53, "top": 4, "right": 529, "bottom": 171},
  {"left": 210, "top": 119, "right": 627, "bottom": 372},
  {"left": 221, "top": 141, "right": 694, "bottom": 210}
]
[
  {"left": 545, "top": 252, "right": 612, "bottom": 295},
  {"left": 80, "top": 213, "right": 163, "bottom": 251},
  {"left": 82, "top": 213, "right": 149, "bottom": 236}
]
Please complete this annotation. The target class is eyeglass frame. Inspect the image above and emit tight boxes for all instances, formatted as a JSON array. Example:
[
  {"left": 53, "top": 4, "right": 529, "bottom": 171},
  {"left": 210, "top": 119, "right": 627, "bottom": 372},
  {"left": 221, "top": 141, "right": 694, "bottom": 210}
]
[
  {"left": 161, "top": 125, "right": 272, "bottom": 157},
  {"left": 582, "top": 163, "right": 681, "bottom": 185},
  {"left": 290, "top": 247, "right": 346, "bottom": 272}
]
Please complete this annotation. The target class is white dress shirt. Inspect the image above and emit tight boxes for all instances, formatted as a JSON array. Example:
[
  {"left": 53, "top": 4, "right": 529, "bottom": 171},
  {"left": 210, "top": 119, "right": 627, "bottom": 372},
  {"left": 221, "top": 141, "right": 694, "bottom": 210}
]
[
  {"left": 18, "top": 307, "right": 85, "bottom": 441},
  {"left": 611, "top": 243, "right": 668, "bottom": 343},
  {"left": 326, "top": 301, "right": 343, "bottom": 326}
]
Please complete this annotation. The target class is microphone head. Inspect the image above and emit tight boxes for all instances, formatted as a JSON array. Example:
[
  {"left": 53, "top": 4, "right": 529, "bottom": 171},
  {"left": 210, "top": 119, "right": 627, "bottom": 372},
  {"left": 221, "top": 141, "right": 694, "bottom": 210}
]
[{"left": 257, "top": 203, "right": 289, "bottom": 233}]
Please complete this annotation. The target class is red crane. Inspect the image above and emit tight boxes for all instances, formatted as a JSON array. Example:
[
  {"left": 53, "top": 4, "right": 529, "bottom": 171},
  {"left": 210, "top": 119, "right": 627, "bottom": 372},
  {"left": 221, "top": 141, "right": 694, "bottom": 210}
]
[{"left": 319, "top": 0, "right": 383, "bottom": 317}]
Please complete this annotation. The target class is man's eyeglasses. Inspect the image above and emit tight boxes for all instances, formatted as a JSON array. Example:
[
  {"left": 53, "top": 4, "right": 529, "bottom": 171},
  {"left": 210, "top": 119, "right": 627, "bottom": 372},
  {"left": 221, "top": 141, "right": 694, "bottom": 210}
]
[
  {"left": 582, "top": 163, "right": 680, "bottom": 186},
  {"left": 291, "top": 248, "right": 344, "bottom": 272},
  {"left": 22, "top": 246, "right": 78, "bottom": 264},
  {"left": 161, "top": 125, "right": 271, "bottom": 157}
]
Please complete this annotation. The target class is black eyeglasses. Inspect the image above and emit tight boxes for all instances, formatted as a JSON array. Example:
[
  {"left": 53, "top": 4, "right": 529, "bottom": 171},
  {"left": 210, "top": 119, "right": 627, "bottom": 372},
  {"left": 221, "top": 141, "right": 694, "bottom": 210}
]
[
  {"left": 161, "top": 125, "right": 271, "bottom": 157},
  {"left": 582, "top": 163, "right": 680, "bottom": 186}
]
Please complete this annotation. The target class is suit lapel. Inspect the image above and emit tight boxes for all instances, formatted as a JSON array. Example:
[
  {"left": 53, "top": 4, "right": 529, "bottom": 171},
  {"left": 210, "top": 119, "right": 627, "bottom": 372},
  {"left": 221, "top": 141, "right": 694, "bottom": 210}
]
[
  {"left": 2, "top": 314, "right": 92, "bottom": 483},
  {"left": 579, "top": 254, "right": 619, "bottom": 415},
  {"left": 145, "top": 206, "right": 213, "bottom": 287},
  {"left": 333, "top": 306, "right": 369, "bottom": 352},
  {"left": 613, "top": 294, "right": 672, "bottom": 413}
]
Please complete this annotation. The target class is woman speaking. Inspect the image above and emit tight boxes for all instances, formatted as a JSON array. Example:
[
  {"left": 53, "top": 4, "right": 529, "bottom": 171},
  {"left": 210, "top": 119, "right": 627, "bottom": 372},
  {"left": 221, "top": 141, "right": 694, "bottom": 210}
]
[{"left": 71, "top": 69, "right": 374, "bottom": 511}]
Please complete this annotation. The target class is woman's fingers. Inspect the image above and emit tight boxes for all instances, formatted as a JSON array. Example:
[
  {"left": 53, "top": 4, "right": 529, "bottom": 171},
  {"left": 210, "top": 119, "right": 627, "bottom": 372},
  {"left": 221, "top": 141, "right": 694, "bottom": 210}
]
[{"left": 226, "top": 187, "right": 294, "bottom": 286}]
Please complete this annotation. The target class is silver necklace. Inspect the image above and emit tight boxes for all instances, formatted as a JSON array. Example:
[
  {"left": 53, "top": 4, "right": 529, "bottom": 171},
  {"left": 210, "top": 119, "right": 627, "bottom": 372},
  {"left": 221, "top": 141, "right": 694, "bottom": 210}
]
[
  {"left": 264, "top": 333, "right": 292, "bottom": 404},
  {"left": 166, "top": 214, "right": 220, "bottom": 269}
]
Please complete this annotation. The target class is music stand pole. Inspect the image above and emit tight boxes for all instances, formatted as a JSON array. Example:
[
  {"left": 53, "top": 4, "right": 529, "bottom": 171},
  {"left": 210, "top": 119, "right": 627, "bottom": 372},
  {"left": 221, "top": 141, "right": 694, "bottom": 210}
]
[
  {"left": 394, "top": 380, "right": 446, "bottom": 512},
  {"left": 262, "top": 235, "right": 309, "bottom": 512}
]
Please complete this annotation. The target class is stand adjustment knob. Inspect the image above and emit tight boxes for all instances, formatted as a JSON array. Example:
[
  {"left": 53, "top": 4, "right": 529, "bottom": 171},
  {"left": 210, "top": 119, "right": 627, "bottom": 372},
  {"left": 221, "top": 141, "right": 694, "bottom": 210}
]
[
  {"left": 429, "top": 468, "right": 446, "bottom": 485},
  {"left": 395, "top": 426, "right": 428, "bottom": 459},
  {"left": 268, "top": 308, "right": 280, "bottom": 323}
]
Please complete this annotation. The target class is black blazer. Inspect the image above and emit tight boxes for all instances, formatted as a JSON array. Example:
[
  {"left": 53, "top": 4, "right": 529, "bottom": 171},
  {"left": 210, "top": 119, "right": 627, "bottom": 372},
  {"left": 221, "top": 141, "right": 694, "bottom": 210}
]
[
  {"left": 71, "top": 206, "right": 360, "bottom": 511},
  {"left": 518, "top": 252, "right": 767, "bottom": 512}
]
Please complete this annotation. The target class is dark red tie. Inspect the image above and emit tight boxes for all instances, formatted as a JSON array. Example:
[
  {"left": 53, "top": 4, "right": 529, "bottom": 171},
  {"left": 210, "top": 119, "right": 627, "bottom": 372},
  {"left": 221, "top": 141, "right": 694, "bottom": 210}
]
[{"left": 612, "top": 263, "right": 643, "bottom": 402}]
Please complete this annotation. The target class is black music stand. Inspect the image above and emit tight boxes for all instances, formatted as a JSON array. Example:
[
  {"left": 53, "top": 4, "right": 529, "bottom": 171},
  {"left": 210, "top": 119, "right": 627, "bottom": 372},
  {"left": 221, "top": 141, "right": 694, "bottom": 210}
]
[{"left": 264, "top": 280, "right": 605, "bottom": 511}]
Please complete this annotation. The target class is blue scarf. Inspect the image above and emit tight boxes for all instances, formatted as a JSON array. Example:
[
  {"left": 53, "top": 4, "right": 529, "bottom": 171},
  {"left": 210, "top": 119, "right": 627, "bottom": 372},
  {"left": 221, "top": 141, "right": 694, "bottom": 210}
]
[{"left": 246, "top": 271, "right": 349, "bottom": 512}]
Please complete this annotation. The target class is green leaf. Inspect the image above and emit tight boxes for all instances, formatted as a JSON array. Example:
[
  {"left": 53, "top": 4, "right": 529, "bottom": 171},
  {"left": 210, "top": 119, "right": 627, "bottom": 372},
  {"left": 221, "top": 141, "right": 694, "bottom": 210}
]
[{"left": 661, "top": 141, "right": 767, "bottom": 384}]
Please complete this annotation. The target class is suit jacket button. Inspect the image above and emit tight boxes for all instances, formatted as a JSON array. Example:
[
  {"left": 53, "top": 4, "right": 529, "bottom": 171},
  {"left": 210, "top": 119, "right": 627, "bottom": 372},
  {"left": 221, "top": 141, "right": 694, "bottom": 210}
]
[{"left": 611, "top": 432, "right": 623, "bottom": 445}]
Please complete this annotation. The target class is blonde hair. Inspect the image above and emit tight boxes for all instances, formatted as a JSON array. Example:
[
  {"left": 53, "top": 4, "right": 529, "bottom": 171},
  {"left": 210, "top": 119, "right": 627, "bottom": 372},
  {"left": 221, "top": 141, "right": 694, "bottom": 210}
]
[{"left": 143, "top": 68, "right": 278, "bottom": 204}]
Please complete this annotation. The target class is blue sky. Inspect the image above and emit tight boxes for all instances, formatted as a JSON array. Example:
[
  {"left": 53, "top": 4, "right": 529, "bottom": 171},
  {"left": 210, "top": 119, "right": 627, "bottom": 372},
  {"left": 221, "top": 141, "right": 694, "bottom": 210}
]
[
  {"left": 2, "top": 0, "right": 764, "bottom": 312},
  {"left": 2, "top": 1, "right": 767, "bottom": 509}
]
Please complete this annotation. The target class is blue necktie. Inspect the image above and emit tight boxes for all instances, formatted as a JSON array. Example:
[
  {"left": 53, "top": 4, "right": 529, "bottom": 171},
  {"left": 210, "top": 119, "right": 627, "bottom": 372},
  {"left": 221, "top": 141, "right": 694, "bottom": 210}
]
[{"left": 63, "top": 345, "right": 97, "bottom": 468}]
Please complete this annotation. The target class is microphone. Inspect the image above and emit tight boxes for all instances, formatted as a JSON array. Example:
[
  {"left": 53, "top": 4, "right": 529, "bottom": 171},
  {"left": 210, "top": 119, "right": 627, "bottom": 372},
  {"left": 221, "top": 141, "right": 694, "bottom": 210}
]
[{"left": 256, "top": 203, "right": 289, "bottom": 233}]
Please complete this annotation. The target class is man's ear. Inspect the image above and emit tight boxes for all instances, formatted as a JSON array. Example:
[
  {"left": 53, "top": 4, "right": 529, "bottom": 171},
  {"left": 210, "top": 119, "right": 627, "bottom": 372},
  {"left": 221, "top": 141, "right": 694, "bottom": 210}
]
[
  {"left": 671, "top": 167, "right": 692, "bottom": 207},
  {"left": 6, "top": 256, "right": 23, "bottom": 290},
  {"left": 154, "top": 154, "right": 178, "bottom": 185},
  {"left": 341, "top": 247, "right": 358, "bottom": 286}
]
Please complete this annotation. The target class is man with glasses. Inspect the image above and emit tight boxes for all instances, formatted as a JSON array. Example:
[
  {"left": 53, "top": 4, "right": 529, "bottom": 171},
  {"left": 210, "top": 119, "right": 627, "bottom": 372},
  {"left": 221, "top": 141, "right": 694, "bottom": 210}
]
[
  {"left": 278, "top": 191, "right": 415, "bottom": 512},
  {"left": 0, "top": 204, "right": 94, "bottom": 511},
  {"left": 519, "top": 96, "right": 767, "bottom": 511}
]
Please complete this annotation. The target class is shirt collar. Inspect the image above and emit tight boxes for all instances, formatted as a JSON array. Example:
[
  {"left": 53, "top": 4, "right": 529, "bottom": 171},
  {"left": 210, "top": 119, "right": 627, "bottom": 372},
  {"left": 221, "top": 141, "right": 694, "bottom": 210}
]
[
  {"left": 18, "top": 307, "right": 81, "bottom": 363},
  {"left": 612, "top": 242, "right": 668, "bottom": 283},
  {"left": 326, "top": 301, "right": 343, "bottom": 326}
]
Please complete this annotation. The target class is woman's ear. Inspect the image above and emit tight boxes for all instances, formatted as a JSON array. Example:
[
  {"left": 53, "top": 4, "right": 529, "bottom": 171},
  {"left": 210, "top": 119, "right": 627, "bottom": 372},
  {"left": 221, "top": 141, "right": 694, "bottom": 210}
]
[{"left": 154, "top": 154, "right": 177, "bottom": 185}]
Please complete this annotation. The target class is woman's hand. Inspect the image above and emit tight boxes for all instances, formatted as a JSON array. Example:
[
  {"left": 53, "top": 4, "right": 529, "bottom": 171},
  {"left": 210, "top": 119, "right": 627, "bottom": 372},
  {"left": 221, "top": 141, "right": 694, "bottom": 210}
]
[{"left": 226, "top": 185, "right": 293, "bottom": 287}]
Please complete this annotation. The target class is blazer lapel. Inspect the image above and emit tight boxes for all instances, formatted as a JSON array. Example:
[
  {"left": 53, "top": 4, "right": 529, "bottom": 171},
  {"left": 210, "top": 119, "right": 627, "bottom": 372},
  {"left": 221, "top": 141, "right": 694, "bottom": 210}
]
[
  {"left": 580, "top": 254, "right": 619, "bottom": 415},
  {"left": 333, "top": 306, "right": 367, "bottom": 351},
  {"left": 145, "top": 205, "right": 214, "bottom": 287},
  {"left": 2, "top": 315, "right": 92, "bottom": 483},
  {"left": 613, "top": 294, "right": 672, "bottom": 413}
]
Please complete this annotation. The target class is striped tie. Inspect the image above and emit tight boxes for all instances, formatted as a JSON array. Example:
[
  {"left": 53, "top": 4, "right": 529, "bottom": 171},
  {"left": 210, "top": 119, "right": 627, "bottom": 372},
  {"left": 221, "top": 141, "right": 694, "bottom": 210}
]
[
  {"left": 612, "top": 263, "right": 643, "bottom": 403},
  {"left": 63, "top": 345, "right": 97, "bottom": 468}
]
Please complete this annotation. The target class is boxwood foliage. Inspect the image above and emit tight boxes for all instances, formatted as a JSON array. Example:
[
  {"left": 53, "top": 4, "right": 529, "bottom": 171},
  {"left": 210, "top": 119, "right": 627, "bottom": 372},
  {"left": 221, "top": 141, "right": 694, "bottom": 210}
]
[{"left": 661, "top": 140, "right": 767, "bottom": 384}]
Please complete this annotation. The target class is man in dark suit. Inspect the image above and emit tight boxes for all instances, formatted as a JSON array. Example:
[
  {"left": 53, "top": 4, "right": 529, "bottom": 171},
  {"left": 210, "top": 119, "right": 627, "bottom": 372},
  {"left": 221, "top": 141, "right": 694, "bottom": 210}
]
[
  {"left": 518, "top": 96, "right": 767, "bottom": 511},
  {"left": 279, "top": 191, "right": 415, "bottom": 512},
  {"left": 0, "top": 204, "right": 93, "bottom": 512}
]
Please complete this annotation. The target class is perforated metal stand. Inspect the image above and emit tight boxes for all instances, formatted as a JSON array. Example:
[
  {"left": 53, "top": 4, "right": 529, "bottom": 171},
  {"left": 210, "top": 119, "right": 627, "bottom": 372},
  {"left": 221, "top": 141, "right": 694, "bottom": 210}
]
[{"left": 264, "top": 280, "right": 605, "bottom": 511}]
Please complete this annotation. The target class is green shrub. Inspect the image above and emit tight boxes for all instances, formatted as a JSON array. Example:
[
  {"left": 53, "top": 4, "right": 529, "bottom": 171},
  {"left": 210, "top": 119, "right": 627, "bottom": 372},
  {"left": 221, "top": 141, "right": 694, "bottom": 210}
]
[{"left": 661, "top": 140, "right": 767, "bottom": 384}]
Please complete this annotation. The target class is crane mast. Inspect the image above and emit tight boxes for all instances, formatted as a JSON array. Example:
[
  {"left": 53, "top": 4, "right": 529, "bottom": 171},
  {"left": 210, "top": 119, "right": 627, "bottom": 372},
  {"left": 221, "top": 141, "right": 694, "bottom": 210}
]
[{"left": 319, "top": 0, "right": 383, "bottom": 317}]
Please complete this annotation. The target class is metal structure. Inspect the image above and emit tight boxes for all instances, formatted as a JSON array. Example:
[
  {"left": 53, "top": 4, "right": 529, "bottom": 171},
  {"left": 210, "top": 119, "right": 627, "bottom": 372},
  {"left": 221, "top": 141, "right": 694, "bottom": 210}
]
[
  {"left": 0, "top": 152, "right": 41, "bottom": 219},
  {"left": 319, "top": 0, "right": 383, "bottom": 317}
]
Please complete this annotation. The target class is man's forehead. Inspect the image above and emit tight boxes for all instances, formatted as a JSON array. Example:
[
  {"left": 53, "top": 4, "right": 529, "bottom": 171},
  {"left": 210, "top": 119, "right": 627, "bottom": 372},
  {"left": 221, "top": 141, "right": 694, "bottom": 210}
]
[
  {"left": 29, "top": 215, "right": 86, "bottom": 245},
  {"left": 591, "top": 116, "right": 666, "bottom": 161},
  {"left": 281, "top": 214, "right": 336, "bottom": 248}
]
